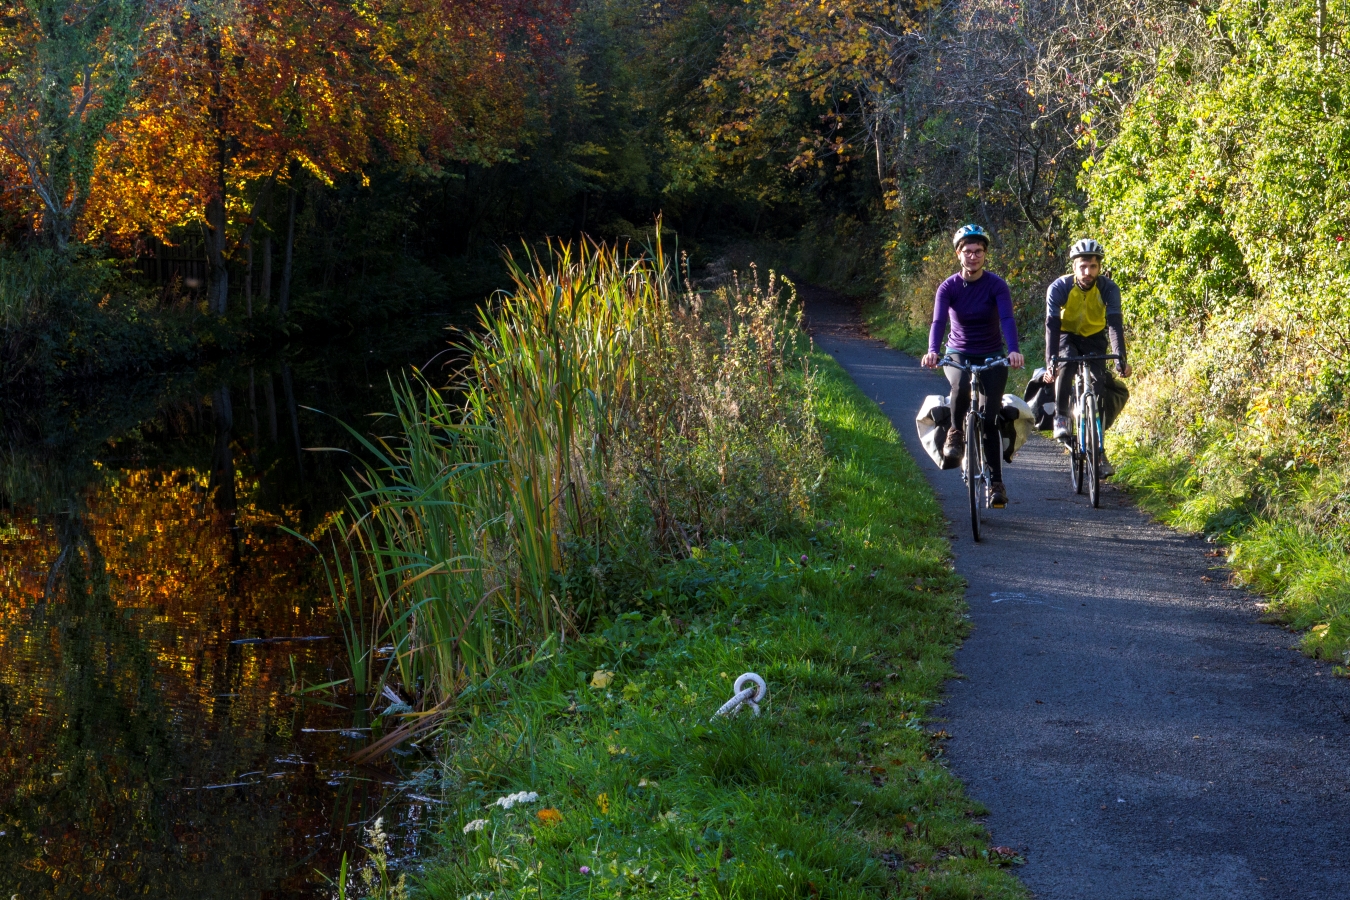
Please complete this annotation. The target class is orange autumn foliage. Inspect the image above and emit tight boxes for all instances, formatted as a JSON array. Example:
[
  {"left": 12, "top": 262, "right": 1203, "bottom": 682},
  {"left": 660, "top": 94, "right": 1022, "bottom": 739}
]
[{"left": 1, "top": 0, "right": 569, "bottom": 247}]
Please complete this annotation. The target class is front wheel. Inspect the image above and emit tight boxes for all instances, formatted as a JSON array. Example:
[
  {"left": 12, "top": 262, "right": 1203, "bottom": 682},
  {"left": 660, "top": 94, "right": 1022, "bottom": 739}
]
[
  {"left": 967, "top": 412, "right": 982, "bottom": 542},
  {"left": 1070, "top": 418, "right": 1084, "bottom": 495},
  {"left": 1086, "top": 394, "right": 1102, "bottom": 508}
]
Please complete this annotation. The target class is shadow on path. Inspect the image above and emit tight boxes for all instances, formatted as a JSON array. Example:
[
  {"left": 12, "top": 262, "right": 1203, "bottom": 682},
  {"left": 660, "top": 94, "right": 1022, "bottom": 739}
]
[{"left": 804, "top": 284, "right": 1350, "bottom": 900}]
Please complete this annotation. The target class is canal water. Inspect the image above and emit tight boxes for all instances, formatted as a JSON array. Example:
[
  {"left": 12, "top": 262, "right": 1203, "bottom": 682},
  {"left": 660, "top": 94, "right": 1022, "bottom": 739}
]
[{"left": 0, "top": 316, "right": 465, "bottom": 897}]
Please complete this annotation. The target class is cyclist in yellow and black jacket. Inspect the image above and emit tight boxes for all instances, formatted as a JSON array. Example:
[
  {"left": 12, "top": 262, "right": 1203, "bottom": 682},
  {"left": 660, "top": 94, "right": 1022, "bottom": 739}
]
[{"left": 1044, "top": 239, "right": 1133, "bottom": 472}]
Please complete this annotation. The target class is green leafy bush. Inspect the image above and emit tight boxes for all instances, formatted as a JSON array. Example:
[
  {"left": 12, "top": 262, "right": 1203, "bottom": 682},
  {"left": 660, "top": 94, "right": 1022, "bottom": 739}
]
[
  {"left": 1088, "top": 2, "right": 1350, "bottom": 665},
  {"left": 0, "top": 247, "right": 202, "bottom": 384}
]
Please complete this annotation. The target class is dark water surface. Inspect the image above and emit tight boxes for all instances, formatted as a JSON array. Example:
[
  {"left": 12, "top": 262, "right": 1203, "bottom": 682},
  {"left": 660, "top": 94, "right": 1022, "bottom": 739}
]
[{"left": 0, "top": 316, "right": 463, "bottom": 898}]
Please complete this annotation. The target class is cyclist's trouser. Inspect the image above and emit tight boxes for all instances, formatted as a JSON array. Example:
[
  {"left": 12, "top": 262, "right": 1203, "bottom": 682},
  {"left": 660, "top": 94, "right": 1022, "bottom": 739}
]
[
  {"left": 943, "top": 353, "right": 1009, "bottom": 481},
  {"left": 1054, "top": 331, "right": 1110, "bottom": 421}
]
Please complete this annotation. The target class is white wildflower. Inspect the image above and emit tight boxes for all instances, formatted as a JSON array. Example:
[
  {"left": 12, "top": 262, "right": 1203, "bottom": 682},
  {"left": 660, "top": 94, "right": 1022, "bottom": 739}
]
[
  {"left": 491, "top": 791, "right": 539, "bottom": 810},
  {"left": 463, "top": 818, "right": 489, "bottom": 834}
]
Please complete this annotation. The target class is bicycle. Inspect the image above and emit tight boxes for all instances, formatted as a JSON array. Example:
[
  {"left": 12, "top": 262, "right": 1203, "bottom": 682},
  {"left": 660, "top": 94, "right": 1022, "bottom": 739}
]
[
  {"left": 1048, "top": 353, "right": 1121, "bottom": 509},
  {"left": 939, "top": 354, "right": 1010, "bottom": 542}
]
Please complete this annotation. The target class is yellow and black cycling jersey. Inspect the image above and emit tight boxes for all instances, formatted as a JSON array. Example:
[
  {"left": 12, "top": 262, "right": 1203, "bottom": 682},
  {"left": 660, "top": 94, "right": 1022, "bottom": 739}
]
[
  {"left": 1045, "top": 274, "right": 1122, "bottom": 337},
  {"left": 1044, "top": 273, "right": 1127, "bottom": 371}
]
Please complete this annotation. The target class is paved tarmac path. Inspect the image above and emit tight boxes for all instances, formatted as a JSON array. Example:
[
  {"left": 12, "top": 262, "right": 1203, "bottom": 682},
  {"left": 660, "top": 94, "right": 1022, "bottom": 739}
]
[{"left": 804, "top": 287, "right": 1350, "bottom": 899}]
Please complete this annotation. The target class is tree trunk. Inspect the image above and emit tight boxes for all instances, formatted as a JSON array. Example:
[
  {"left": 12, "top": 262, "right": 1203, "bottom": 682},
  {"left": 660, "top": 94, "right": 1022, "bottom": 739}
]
[
  {"left": 264, "top": 372, "right": 278, "bottom": 442},
  {"left": 278, "top": 184, "right": 297, "bottom": 318},
  {"left": 244, "top": 239, "right": 253, "bottom": 317},
  {"left": 975, "top": 117, "right": 991, "bottom": 233},
  {"left": 281, "top": 363, "right": 305, "bottom": 489},
  {"left": 206, "top": 185, "right": 229, "bottom": 315},
  {"left": 1318, "top": 0, "right": 1328, "bottom": 63},
  {"left": 261, "top": 235, "right": 272, "bottom": 304},
  {"left": 248, "top": 367, "right": 259, "bottom": 453},
  {"left": 206, "top": 30, "right": 230, "bottom": 316}
]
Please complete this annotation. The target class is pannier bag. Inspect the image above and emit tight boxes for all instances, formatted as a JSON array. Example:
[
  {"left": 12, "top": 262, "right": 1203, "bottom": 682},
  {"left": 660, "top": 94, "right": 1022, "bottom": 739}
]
[
  {"left": 1099, "top": 370, "right": 1130, "bottom": 430},
  {"left": 915, "top": 394, "right": 959, "bottom": 470},
  {"left": 1023, "top": 369, "right": 1056, "bottom": 431},
  {"left": 915, "top": 394, "right": 1036, "bottom": 469},
  {"left": 998, "top": 394, "right": 1035, "bottom": 462},
  {"left": 1022, "top": 367, "right": 1130, "bottom": 431}
]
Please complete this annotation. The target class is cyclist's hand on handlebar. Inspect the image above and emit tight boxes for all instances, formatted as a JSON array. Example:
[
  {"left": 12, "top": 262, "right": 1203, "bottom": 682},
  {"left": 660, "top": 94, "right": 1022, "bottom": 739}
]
[
  {"left": 1118, "top": 361, "right": 1133, "bottom": 378},
  {"left": 1008, "top": 351, "right": 1024, "bottom": 369},
  {"left": 920, "top": 351, "right": 940, "bottom": 368},
  {"left": 1043, "top": 365, "right": 1055, "bottom": 383}
]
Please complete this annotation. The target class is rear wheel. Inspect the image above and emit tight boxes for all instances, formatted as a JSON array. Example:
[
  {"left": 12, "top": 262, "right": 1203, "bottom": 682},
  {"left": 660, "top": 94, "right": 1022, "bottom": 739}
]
[
  {"left": 1086, "top": 394, "right": 1102, "bottom": 508},
  {"left": 966, "top": 411, "right": 982, "bottom": 542}
]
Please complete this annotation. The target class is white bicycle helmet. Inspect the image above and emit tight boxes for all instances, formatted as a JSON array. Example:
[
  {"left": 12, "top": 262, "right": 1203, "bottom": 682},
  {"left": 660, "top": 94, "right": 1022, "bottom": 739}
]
[
  {"left": 1069, "top": 238, "right": 1105, "bottom": 260},
  {"left": 952, "top": 224, "right": 990, "bottom": 249}
]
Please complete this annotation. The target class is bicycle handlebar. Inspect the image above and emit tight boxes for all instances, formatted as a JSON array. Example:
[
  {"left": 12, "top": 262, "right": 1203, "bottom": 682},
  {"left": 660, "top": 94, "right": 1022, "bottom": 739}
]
[
  {"left": 1049, "top": 354, "right": 1121, "bottom": 364},
  {"left": 939, "top": 354, "right": 1010, "bottom": 372}
]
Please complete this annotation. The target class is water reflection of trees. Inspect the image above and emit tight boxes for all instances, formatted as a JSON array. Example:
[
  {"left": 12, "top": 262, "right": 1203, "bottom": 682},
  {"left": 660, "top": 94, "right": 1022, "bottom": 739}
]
[
  {"left": 0, "top": 468, "right": 419, "bottom": 897},
  {"left": 0, "top": 370, "right": 454, "bottom": 895},
  {"left": 0, "top": 326, "right": 457, "bottom": 895}
]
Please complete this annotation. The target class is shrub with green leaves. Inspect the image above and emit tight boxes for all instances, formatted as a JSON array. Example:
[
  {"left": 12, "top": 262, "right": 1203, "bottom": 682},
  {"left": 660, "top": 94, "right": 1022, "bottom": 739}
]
[
  {"left": 0, "top": 247, "right": 201, "bottom": 384},
  {"left": 1086, "top": 1, "right": 1350, "bottom": 666}
]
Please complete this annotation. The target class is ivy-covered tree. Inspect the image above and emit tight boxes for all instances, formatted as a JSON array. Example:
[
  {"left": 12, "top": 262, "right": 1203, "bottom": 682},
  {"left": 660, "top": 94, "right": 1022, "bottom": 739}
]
[{"left": 0, "top": 0, "right": 146, "bottom": 250}]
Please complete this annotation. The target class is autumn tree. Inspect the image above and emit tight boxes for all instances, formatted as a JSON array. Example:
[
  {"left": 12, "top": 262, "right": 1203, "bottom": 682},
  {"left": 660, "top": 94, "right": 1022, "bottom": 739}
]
[
  {"left": 80, "top": 0, "right": 565, "bottom": 315},
  {"left": 696, "top": 0, "right": 1223, "bottom": 237},
  {"left": 0, "top": 0, "right": 147, "bottom": 250}
]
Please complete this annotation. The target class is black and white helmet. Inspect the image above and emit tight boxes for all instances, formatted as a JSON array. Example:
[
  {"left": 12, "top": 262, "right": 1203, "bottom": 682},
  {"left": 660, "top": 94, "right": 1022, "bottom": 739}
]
[{"left": 1069, "top": 238, "right": 1105, "bottom": 261}]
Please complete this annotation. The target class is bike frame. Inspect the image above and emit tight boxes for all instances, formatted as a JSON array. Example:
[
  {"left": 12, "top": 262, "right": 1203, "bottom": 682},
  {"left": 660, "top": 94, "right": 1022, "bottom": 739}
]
[
  {"left": 1050, "top": 353, "right": 1120, "bottom": 508},
  {"left": 940, "top": 354, "right": 1009, "bottom": 541}
]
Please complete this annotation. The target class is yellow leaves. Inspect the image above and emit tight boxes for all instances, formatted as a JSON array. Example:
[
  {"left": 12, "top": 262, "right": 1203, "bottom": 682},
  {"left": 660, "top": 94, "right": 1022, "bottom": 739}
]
[
  {"left": 66, "top": 0, "right": 544, "bottom": 242},
  {"left": 536, "top": 808, "right": 563, "bottom": 826},
  {"left": 589, "top": 670, "right": 614, "bottom": 689},
  {"left": 701, "top": 0, "right": 907, "bottom": 172}
]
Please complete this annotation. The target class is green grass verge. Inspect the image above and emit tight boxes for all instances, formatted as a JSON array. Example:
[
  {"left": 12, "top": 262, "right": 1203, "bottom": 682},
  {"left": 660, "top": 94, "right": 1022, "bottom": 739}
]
[
  {"left": 862, "top": 302, "right": 927, "bottom": 359},
  {"left": 393, "top": 352, "right": 1025, "bottom": 900},
  {"left": 1108, "top": 436, "right": 1350, "bottom": 673}
]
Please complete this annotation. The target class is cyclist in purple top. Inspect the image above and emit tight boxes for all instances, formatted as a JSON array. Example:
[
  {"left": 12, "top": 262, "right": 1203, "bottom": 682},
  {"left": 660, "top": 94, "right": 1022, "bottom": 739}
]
[{"left": 920, "top": 224, "right": 1024, "bottom": 507}]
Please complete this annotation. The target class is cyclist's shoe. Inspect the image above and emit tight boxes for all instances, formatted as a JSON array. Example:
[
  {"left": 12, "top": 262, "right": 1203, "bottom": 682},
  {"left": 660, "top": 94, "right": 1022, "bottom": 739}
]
[
  {"left": 943, "top": 428, "right": 965, "bottom": 461},
  {"left": 989, "top": 481, "right": 1008, "bottom": 508},
  {"left": 1099, "top": 453, "right": 1115, "bottom": 478},
  {"left": 1052, "top": 415, "right": 1071, "bottom": 444}
]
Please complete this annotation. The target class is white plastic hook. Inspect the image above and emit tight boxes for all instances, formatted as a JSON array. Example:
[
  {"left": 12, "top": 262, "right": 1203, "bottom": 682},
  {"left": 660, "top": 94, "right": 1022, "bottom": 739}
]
[{"left": 713, "top": 672, "right": 768, "bottom": 719}]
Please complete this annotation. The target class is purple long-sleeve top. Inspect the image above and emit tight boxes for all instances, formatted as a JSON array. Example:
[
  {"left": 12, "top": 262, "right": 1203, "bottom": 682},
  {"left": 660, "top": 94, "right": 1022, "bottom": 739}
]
[{"left": 927, "top": 271, "right": 1020, "bottom": 357}]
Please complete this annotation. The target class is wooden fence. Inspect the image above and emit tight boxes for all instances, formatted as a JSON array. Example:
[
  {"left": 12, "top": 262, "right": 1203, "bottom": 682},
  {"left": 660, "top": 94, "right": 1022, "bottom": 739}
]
[{"left": 139, "top": 236, "right": 208, "bottom": 287}]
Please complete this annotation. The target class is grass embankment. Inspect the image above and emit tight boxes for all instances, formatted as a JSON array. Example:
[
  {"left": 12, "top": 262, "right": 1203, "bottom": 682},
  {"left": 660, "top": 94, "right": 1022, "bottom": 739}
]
[{"left": 400, "top": 356, "right": 1025, "bottom": 900}]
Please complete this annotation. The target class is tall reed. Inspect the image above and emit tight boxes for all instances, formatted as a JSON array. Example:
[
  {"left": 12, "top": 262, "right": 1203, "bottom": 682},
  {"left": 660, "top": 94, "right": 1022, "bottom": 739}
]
[{"left": 324, "top": 238, "right": 822, "bottom": 716}]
